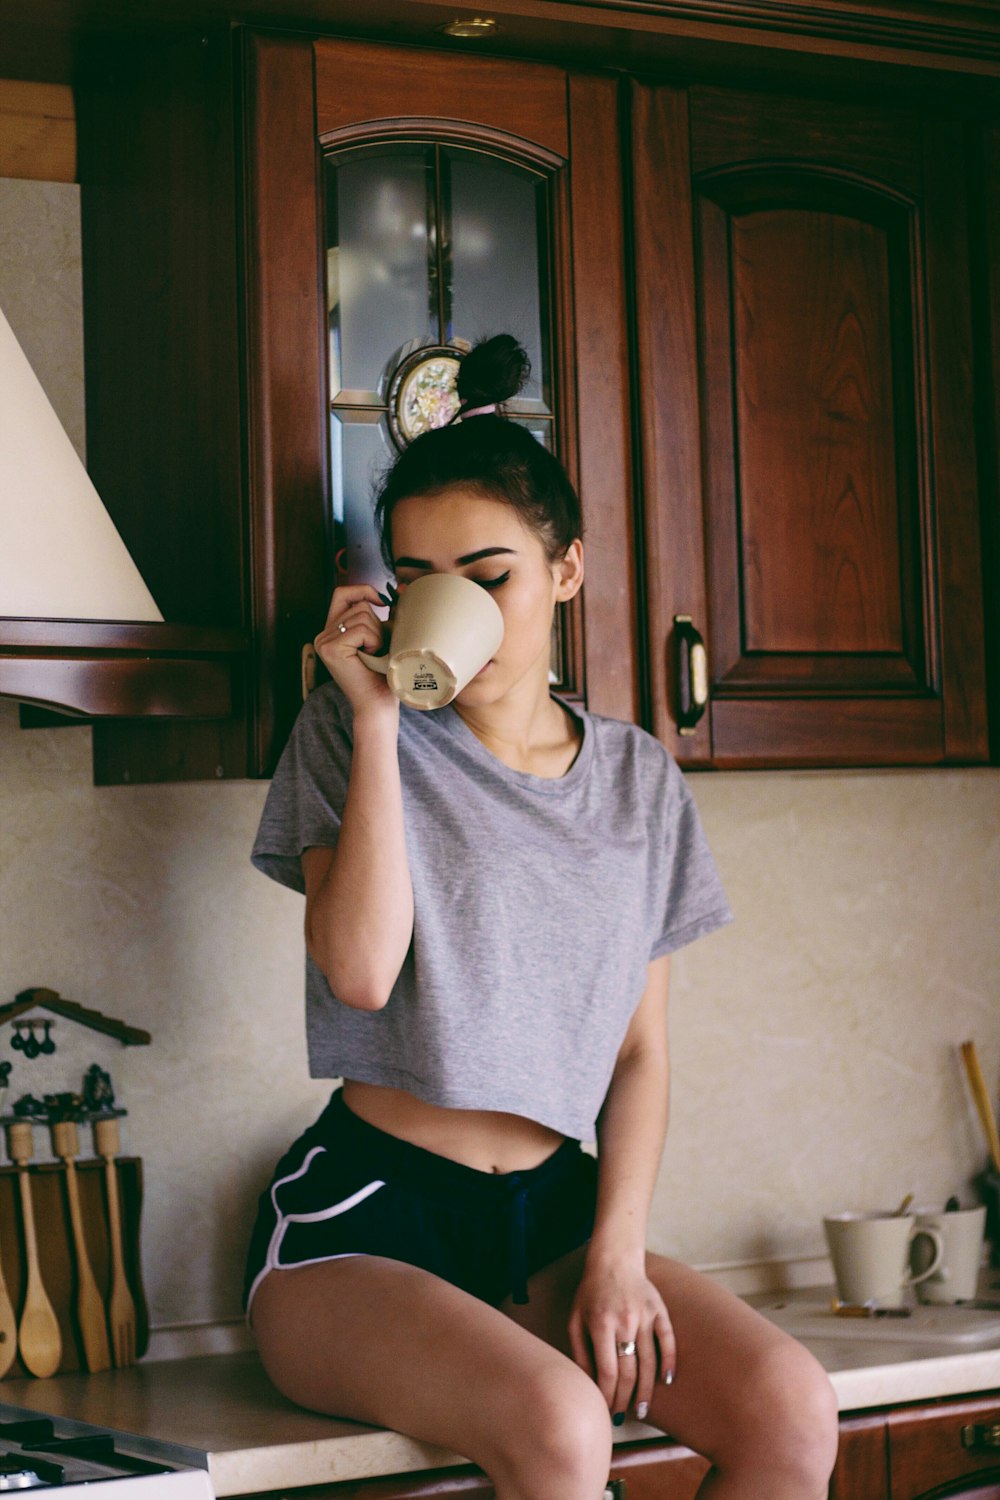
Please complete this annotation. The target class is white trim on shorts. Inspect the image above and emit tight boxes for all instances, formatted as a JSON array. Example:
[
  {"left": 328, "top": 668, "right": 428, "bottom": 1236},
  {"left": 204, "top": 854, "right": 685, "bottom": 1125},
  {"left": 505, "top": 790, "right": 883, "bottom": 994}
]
[{"left": 245, "top": 1145, "right": 386, "bottom": 1321}]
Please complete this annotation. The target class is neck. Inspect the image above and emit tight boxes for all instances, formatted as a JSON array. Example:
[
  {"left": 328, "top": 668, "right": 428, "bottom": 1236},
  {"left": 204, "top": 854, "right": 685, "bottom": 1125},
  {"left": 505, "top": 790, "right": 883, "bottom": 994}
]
[{"left": 454, "top": 669, "right": 579, "bottom": 777}]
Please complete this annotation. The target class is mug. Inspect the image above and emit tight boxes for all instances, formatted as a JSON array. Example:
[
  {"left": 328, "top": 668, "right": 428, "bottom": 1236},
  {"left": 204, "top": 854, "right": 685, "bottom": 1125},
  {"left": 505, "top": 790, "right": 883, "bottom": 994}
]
[
  {"left": 358, "top": 572, "right": 504, "bottom": 711},
  {"left": 911, "top": 1205, "right": 987, "bottom": 1304},
  {"left": 824, "top": 1212, "right": 944, "bottom": 1308}
]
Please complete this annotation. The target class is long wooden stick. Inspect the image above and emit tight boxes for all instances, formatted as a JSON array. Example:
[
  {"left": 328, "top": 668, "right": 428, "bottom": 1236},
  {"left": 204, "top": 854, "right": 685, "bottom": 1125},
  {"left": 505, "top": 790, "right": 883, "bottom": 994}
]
[{"left": 960, "top": 1040, "right": 1000, "bottom": 1174}]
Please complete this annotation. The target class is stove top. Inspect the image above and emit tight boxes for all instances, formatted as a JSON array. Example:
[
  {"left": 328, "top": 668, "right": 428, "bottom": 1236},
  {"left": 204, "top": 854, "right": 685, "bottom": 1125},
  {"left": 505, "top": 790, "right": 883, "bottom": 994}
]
[{"left": 0, "top": 1415, "right": 214, "bottom": 1500}]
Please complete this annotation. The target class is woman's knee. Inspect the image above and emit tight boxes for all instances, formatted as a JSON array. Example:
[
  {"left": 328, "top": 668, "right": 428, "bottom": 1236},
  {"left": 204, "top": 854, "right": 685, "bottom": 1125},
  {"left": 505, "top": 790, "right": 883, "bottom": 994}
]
[
  {"left": 490, "top": 1361, "right": 613, "bottom": 1495},
  {"left": 730, "top": 1339, "right": 839, "bottom": 1487}
]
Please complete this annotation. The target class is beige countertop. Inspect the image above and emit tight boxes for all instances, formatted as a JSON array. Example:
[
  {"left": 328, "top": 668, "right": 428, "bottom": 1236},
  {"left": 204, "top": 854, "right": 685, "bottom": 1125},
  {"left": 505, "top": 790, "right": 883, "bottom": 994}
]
[{"left": 2, "top": 1294, "right": 999, "bottom": 1495}]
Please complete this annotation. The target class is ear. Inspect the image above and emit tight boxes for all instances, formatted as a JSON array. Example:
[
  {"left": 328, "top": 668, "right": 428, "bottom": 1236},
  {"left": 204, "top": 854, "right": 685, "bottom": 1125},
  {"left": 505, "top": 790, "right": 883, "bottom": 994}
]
[{"left": 552, "top": 539, "right": 584, "bottom": 603}]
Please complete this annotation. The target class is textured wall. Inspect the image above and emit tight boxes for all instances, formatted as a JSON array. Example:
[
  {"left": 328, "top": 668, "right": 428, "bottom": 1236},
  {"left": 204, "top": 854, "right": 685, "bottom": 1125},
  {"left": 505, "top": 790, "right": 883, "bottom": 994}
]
[{"left": 2, "top": 178, "right": 998, "bottom": 1330}]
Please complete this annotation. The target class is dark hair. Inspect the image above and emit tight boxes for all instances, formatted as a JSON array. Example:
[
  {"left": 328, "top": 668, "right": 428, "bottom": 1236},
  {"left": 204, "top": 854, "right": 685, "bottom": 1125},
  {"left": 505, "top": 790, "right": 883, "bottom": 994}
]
[{"left": 374, "top": 335, "right": 583, "bottom": 568}]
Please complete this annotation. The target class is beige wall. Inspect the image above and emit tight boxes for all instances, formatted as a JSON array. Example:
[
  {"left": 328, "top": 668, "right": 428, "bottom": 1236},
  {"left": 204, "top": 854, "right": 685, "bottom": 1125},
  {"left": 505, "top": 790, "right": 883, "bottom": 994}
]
[{"left": 2, "top": 178, "right": 998, "bottom": 1331}]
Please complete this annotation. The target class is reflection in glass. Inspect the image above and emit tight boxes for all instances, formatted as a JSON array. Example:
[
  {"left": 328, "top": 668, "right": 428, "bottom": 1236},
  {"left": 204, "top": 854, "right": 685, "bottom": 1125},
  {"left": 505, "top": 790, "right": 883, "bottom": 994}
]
[
  {"left": 330, "top": 412, "right": 394, "bottom": 586},
  {"left": 448, "top": 152, "right": 547, "bottom": 406},
  {"left": 326, "top": 149, "right": 435, "bottom": 397}
]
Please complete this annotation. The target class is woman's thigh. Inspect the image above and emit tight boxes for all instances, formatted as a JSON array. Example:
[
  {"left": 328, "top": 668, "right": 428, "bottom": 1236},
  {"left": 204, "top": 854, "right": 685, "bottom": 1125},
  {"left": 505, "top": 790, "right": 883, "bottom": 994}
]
[
  {"left": 252, "top": 1254, "right": 613, "bottom": 1485},
  {"left": 502, "top": 1245, "right": 838, "bottom": 1472}
]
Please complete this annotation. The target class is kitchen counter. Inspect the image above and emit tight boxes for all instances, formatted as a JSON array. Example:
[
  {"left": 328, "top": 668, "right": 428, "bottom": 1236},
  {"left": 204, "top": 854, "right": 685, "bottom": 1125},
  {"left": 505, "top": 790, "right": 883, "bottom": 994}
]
[{"left": 2, "top": 1294, "right": 999, "bottom": 1495}]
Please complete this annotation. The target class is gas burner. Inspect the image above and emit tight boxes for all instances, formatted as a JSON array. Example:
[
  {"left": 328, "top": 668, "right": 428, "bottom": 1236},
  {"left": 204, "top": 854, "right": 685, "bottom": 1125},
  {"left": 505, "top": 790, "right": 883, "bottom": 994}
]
[{"left": 0, "top": 1409, "right": 214, "bottom": 1500}]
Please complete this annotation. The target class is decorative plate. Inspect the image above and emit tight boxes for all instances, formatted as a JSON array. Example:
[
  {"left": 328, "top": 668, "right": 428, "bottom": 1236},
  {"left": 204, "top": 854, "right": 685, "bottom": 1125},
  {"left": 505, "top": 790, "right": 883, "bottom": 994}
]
[{"left": 387, "top": 345, "right": 464, "bottom": 450}]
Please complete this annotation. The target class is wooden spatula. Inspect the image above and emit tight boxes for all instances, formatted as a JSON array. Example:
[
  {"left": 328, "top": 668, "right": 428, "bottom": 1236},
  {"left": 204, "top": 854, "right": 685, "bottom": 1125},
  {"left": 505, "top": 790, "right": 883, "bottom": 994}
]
[
  {"left": 6, "top": 1121, "right": 62, "bottom": 1378},
  {"left": 50, "top": 1120, "right": 111, "bottom": 1373},
  {"left": 0, "top": 1216, "right": 19, "bottom": 1379},
  {"left": 93, "top": 1117, "right": 137, "bottom": 1367}
]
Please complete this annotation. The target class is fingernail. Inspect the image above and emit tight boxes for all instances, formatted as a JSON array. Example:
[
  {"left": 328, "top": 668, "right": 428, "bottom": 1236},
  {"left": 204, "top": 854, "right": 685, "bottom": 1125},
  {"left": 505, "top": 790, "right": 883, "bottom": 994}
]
[
  {"left": 663, "top": 1369, "right": 675, "bottom": 1386},
  {"left": 612, "top": 1412, "right": 625, "bottom": 1427},
  {"left": 636, "top": 1402, "right": 649, "bottom": 1420}
]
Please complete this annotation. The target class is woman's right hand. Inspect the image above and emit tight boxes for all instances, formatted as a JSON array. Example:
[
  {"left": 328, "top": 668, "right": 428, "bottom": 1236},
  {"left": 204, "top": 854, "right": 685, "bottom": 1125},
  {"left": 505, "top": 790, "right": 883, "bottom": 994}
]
[{"left": 314, "top": 584, "right": 397, "bottom": 718}]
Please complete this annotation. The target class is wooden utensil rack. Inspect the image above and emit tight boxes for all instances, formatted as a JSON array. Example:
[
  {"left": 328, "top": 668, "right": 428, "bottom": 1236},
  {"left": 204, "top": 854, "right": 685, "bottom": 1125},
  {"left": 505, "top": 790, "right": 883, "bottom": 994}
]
[{"left": 0, "top": 1154, "right": 148, "bottom": 1376}]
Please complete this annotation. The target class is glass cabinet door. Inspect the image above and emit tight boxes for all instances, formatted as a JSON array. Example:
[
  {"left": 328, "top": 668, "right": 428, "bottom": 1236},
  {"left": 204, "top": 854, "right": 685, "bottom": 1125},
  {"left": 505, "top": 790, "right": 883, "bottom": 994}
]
[{"left": 324, "top": 141, "right": 555, "bottom": 600}]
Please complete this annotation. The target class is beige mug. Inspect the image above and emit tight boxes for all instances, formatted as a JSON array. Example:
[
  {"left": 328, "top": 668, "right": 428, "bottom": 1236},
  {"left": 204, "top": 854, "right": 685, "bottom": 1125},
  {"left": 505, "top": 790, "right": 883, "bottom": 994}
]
[
  {"left": 911, "top": 1205, "right": 987, "bottom": 1304},
  {"left": 824, "top": 1212, "right": 944, "bottom": 1308},
  {"left": 358, "top": 572, "right": 504, "bottom": 711}
]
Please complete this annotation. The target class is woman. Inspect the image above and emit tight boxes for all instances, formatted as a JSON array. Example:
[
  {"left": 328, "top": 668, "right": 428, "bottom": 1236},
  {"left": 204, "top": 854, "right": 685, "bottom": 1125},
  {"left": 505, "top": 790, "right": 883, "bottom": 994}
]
[{"left": 246, "top": 336, "right": 838, "bottom": 1499}]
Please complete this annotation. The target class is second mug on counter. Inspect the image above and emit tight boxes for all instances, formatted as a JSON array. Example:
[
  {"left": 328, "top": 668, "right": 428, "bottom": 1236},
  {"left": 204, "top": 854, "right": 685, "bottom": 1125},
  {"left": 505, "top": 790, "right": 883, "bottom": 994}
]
[
  {"left": 909, "top": 1204, "right": 987, "bottom": 1304},
  {"left": 824, "top": 1211, "right": 943, "bottom": 1308}
]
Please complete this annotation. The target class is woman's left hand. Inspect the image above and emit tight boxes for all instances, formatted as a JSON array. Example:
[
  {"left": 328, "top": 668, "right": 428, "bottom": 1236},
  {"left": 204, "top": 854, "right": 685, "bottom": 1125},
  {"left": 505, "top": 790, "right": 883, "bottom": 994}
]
[{"left": 567, "top": 1256, "right": 676, "bottom": 1421}]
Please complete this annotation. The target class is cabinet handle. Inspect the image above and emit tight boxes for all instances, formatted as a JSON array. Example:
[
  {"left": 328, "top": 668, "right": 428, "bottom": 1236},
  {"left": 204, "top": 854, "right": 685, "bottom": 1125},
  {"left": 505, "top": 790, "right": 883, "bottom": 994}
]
[
  {"left": 301, "top": 642, "right": 317, "bottom": 700},
  {"left": 603, "top": 1482, "right": 627, "bottom": 1499},
  {"left": 962, "top": 1422, "right": 1000, "bottom": 1450},
  {"left": 673, "top": 615, "right": 709, "bottom": 736}
]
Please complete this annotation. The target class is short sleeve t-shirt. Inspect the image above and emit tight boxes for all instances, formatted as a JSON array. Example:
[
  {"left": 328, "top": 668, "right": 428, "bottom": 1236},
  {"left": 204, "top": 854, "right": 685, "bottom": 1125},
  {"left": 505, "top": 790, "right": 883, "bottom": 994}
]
[{"left": 252, "top": 682, "right": 732, "bottom": 1141}]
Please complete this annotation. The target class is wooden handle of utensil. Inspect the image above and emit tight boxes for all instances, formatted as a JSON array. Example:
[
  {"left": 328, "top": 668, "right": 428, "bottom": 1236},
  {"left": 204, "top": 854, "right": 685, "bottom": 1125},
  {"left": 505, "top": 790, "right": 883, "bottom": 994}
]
[
  {"left": 960, "top": 1041, "right": 1000, "bottom": 1174},
  {"left": 5, "top": 1121, "right": 34, "bottom": 1168},
  {"left": 50, "top": 1120, "right": 80, "bottom": 1162},
  {"left": 92, "top": 1116, "right": 121, "bottom": 1160}
]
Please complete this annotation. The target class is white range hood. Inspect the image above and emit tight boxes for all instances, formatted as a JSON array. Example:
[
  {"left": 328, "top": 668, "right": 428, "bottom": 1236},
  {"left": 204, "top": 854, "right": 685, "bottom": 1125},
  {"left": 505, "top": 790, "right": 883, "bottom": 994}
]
[{"left": 0, "top": 304, "right": 162, "bottom": 622}]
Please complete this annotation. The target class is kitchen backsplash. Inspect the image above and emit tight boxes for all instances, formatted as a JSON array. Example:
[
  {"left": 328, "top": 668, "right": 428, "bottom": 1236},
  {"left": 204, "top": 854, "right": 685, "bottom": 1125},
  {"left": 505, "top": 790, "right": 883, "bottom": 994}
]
[{"left": 2, "top": 177, "right": 998, "bottom": 1334}]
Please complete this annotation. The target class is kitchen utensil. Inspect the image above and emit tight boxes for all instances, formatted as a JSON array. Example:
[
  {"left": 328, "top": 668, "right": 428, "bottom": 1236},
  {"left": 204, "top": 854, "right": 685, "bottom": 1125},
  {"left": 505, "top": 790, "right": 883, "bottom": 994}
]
[
  {"left": 93, "top": 1116, "right": 137, "bottom": 1367},
  {"left": 824, "top": 1211, "right": 944, "bottom": 1308},
  {"left": 959, "top": 1040, "right": 1000, "bottom": 1174},
  {"left": 356, "top": 572, "right": 504, "bottom": 710},
  {"left": 50, "top": 1120, "right": 112, "bottom": 1372},
  {"left": 0, "top": 1210, "right": 19, "bottom": 1378},
  {"left": 912, "top": 1204, "right": 988, "bottom": 1304},
  {"left": 6, "top": 1120, "right": 62, "bottom": 1378},
  {"left": 893, "top": 1192, "right": 914, "bottom": 1215}
]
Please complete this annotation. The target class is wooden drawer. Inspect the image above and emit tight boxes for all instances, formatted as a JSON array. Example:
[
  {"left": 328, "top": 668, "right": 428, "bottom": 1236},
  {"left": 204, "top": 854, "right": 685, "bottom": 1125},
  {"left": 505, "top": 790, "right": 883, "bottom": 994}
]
[{"left": 887, "top": 1393, "right": 1000, "bottom": 1499}]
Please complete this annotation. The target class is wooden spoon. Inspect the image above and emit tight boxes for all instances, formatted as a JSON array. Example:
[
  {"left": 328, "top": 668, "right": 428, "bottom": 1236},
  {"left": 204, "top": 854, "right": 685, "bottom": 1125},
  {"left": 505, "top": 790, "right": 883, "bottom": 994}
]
[
  {"left": 93, "top": 1117, "right": 137, "bottom": 1367},
  {"left": 959, "top": 1040, "right": 1000, "bottom": 1174},
  {"left": 50, "top": 1120, "right": 111, "bottom": 1373},
  {"left": 0, "top": 1217, "right": 20, "bottom": 1379},
  {"left": 6, "top": 1121, "right": 62, "bottom": 1378}
]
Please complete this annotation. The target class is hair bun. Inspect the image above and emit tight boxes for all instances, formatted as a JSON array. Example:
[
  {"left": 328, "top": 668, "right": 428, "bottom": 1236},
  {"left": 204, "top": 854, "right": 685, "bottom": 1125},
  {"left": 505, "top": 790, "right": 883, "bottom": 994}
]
[{"left": 457, "top": 334, "right": 530, "bottom": 409}]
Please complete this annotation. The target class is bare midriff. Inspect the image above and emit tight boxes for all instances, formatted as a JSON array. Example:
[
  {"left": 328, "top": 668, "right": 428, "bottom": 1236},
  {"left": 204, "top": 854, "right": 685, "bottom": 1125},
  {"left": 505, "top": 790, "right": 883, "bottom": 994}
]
[{"left": 341, "top": 1078, "right": 567, "bottom": 1175}]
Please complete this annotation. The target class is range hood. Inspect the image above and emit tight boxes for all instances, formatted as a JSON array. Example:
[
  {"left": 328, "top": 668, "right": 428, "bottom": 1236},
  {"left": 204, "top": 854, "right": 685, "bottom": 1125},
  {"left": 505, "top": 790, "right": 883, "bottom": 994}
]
[{"left": 0, "top": 305, "right": 241, "bottom": 719}]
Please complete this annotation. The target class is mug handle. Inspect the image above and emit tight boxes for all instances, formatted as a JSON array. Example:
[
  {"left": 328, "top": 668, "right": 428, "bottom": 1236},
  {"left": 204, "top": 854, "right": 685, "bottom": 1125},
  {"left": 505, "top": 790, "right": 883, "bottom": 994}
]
[
  {"left": 356, "top": 650, "right": 390, "bottom": 675},
  {"left": 905, "top": 1225, "right": 944, "bottom": 1285}
]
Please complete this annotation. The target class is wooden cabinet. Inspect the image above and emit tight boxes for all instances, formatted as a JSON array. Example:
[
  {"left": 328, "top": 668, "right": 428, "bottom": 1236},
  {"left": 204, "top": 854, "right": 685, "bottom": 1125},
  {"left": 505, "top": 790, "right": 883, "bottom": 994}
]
[
  {"left": 76, "top": 29, "right": 635, "bottom": 782},
  {"left": 75, "top": 28, "right": 996, "bottom": 781},
  {"left": 632, "top": 82, "right": 991, "bottom": 768},
  {"left": 887, "top": 1394, "right": 1000, "bottom": 1498}
]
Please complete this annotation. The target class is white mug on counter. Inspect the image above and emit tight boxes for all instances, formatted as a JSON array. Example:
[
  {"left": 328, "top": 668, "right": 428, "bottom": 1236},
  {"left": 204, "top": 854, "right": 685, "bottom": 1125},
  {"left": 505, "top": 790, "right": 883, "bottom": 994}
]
[
  {"left": 910, "top": 1204, "right": 987, "bottom": 1304},
  {"left": 358, "top": 572, "right": 504, "bottom": 711},
  {"left": 824, "top": 1211, "right": 944, "bottom": 1308}
]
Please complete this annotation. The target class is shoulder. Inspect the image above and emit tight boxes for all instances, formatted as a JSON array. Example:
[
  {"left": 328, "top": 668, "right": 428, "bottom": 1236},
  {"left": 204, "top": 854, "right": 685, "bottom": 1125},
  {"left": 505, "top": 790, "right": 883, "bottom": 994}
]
[{"left": 582, "top": 708, "right": 680, "bottom": 785}]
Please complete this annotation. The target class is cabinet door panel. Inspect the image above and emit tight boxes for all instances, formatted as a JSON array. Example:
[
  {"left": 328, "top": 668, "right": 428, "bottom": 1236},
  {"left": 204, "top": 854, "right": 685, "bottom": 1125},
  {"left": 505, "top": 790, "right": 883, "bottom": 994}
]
[
  {"left": 888, "top": 1394, "right": 1000, "bottom": 1499},
  {"left": 829, "top": 1413, "right": 888, "bottom": 1500},
  {"left": 634, "top": 82, "right": 988, "bottom": 767},
  {"left": 246, "top": 36, "right": 635, "bottom": 773}
]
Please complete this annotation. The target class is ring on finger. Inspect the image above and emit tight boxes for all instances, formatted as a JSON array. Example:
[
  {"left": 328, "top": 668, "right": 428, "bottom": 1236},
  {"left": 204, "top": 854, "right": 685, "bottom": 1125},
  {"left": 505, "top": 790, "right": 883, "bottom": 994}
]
[
  {"left": 615, "top": 1340, "right": 637, "bottom": 1358},
  {"left": 337, "top": 622, "right": 348, "bottom": 634}
]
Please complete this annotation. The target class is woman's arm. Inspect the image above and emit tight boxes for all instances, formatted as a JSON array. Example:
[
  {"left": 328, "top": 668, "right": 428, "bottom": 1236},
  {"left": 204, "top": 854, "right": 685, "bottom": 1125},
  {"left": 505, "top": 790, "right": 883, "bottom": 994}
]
[
  {"left": 568, "top": 954, "right": 675, "bottom": 1419},
  {"left": 303, "top": 586, "right": 415, "bottom": 1010}
]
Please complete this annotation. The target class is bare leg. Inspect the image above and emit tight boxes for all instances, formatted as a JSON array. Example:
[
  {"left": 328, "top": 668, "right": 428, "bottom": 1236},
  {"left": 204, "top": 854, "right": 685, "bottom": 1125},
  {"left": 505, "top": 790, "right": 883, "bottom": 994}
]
[
  {"left": 503, "top": 1246, "right": 839, "bottom": 1499},
  {"left": 251, "top": 1256, "right": 613, "bottom": 1500}
]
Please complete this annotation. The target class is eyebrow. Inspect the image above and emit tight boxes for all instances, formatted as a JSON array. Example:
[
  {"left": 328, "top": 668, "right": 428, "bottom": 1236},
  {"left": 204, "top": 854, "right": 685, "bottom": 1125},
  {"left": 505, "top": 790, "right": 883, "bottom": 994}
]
[{"left": 393, "top": 547, "right": 518, "bottom": 569}]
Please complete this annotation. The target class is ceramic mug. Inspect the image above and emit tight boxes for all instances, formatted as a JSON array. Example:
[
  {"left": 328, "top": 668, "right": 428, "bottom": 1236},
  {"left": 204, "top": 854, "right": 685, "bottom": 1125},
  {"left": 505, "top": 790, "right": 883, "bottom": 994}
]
[
  {"left": 358, "top": 572, "right": 504, "bottom": 710},
  {"left": 910, "top": 1205, "right": 987, "bottom": 1304},
  {"left": 824, "top": 1212, "right": 944, "bottom": 1308}
]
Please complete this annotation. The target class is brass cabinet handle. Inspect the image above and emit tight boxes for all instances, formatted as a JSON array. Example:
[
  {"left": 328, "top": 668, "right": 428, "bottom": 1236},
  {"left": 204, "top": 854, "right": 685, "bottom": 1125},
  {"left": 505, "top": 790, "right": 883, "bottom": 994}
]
[
  {"left": 962, "top": 1422, "right": 1000, "bottom": 1450},
  {"left": 301, "top": 642, "right": 317, "bottom": 700},
  {"left": 673, "top": 615, "right": 708, "bottom": 736}
]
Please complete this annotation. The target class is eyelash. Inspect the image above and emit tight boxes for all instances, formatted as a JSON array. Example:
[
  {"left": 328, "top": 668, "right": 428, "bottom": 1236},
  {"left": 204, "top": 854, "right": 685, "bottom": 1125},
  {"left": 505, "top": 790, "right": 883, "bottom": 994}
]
[{"left": 475, "top": 571, "right": 511, "bottom": 591}]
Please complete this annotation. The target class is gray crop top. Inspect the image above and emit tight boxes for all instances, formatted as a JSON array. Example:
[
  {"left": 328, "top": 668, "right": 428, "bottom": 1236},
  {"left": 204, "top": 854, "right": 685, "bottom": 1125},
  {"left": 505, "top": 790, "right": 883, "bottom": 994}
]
[{"left": 252, "top": 682, "right": 732, "bottom": 1141}]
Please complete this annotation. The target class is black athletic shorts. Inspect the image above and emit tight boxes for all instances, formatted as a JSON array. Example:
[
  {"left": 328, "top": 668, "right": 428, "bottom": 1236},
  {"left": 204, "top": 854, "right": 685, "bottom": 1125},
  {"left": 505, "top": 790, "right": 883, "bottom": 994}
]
[{"left": 243, "top": 1088, "right": 598, "bottom": 1316}]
